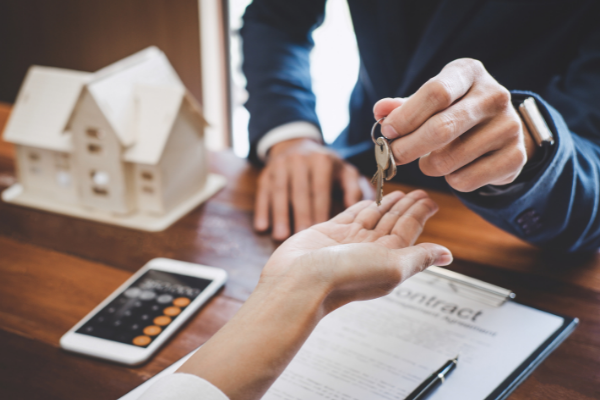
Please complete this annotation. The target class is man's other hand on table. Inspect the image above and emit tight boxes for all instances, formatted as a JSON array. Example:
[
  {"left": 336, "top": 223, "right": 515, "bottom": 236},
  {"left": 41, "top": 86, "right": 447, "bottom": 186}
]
[{"left": 254, "top": 138, "right": 373, "bottom": 241}]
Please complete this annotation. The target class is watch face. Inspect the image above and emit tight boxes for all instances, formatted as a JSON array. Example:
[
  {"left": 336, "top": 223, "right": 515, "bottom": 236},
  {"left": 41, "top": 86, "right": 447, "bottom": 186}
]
[{"left": 76, "top": 270, "right": 212, "bottom": 347}]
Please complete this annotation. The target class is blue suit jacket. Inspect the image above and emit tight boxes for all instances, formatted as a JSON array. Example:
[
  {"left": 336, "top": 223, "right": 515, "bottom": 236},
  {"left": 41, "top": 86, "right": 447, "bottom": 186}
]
[{"left": 241, "top": 0, "right": 600, "bottom": 253}]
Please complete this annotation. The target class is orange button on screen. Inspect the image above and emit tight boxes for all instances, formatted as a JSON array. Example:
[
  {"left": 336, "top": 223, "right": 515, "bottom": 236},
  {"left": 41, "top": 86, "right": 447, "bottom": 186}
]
[
  {"left": 173, "top": 297, "right": 191, "bottom": 307},
  {"left": 164, "top": 306, "right": 181, "bottom": 317},
  {"left": 143, "top": 325, "right": 162, "bottom": 336},
  {"left": 133, "top": 335, "right": 151, "bottom": 346},
  {"left": 154, "top": 316, "right": 172, "bottom": 326}
]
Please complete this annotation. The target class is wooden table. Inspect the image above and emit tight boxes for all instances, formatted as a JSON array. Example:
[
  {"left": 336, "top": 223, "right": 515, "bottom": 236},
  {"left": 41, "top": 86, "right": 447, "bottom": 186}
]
[{"left": 0, "top": 102, "right": 598, "bottom": 399}]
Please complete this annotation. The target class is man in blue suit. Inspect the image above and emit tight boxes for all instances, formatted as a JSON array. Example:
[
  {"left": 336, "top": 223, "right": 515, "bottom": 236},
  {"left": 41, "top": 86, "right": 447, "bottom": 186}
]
[{"left": 241, "top": 0, "right": 600, "bottom": 252}]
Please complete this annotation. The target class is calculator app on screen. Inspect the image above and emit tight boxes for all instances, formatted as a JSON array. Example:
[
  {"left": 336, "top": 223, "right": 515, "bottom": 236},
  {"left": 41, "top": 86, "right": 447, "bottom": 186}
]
[{"left": 76, "top": 270, "right": 212, "bottom": 347}]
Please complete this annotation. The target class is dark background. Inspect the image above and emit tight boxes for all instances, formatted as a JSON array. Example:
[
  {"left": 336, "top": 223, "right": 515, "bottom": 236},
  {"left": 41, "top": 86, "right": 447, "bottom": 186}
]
[{"left": 0, "top": 0, "right": 202, "bottom": 104}]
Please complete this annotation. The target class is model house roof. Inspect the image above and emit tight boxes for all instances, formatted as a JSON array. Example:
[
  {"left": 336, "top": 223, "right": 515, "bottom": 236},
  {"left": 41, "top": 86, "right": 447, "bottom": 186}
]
[
  {"left": 3, "top": 66, "right": 91, "bottom": 151},
  {"left": 85, "top": 47, "right": 184, "bottom": 147},
  {"left": 123, "top": 84, "right": 184, "bottom": 164},
  {"left": 3, "top": 47, "right": 205, "bottom": 164},
  {"left": 124, "top": 84, "right": 206, "bottom": 165}
]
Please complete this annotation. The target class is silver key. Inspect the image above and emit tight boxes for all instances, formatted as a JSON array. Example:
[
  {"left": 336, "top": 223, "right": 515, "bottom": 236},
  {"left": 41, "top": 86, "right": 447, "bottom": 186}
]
[
  {"left": 371, "top": 137, "right": 390, "bottom": 205},
  {"left": 370, "top": 164, "right": 384, "bottom": 206},
  {"left": 386, "top": 146, "right": 397, "bottom": 181}
]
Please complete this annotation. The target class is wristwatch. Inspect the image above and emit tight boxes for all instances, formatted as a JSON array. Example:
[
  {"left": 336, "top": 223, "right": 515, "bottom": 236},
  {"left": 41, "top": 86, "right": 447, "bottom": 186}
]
[{"left": 517, "top": 97, "right": 554, "bottom": 147}]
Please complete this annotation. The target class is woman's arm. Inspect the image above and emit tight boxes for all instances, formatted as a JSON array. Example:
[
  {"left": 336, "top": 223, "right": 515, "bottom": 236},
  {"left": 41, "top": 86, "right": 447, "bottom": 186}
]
[
  {"left": 176, "top": 268, "right": 324, "bottom": 399},
  {"left": 176, "top": 190, "right": 452, "bottom": 400}
]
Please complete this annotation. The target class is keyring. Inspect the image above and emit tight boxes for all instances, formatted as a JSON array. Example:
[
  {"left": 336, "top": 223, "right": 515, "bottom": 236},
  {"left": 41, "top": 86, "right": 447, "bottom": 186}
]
[{"left": 371, "top": 117, "right": 390, "bottom": 145}]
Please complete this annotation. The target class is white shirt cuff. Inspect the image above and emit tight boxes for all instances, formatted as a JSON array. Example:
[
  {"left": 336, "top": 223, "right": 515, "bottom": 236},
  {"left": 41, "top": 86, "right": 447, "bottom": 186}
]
[
  {"left": 138, "top": 373, "right": 229, "bottom": 400},
  {"left": 256, "top": 121, "right": 322, "bottom": 161}
]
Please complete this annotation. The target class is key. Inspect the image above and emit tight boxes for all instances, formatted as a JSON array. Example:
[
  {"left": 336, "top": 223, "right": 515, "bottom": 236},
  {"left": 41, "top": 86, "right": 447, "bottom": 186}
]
[
  {"left": 386, "top": 146, "right": 397, "bottom": 181},
  {"left": 371, "top": 137, "right": 390, "bottom": 205}
]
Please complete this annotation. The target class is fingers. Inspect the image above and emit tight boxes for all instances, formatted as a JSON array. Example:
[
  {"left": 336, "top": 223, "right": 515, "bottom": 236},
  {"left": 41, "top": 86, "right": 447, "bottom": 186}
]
[
  {"left": 330, "top": 200, "right": 373, "bottom": 224},
  {"left": 393, "top": 243, "right": 453, "bottom": 280},
  {"left": 381, "top": 59, "right": 514, "bottom": 170},
  {"left": 374, "top": 190, "right": 430, "bottom": 234},
  {"left": 290, "top": 155, "right": 313, "bottom": 232},
  {"left": 339, "top": 164, "right": 363, "bottom": 207},
  {"left": 255, "top": 142, "right": 344, "bottom": 239},
  {"left": 331, "top": 190, "right": 436, "bottom": 238},
  {"left": 381, "top": 59, "right": 484, "bottom": 140},
  {"left": 331, "top": 191, "right": 403, "bottom": 225},
  {"left": 271, "top": 160, "right": 291, "bottom": 240},
  {"left": 353, "top": 191, "right": 405, "bottom": 230},
  {"left": 418, "top": 113, "right": 517, "bottom": 177},
  {"left": 254, "top": 171, "right": 271, "bottom": 232},
  {"left": 445, "top": 144, "right": 526, "bottom": 192},
  {"left": 388, "top": 96, "right": 491, "bottom": 165},
  {"left": 389, "top": 196, "right": 439, "bottom": 247},
  {"left": 373, "top": 97, "right": 407, "bottom": 121},
  {"left": 311, "top": 154, "right": 334, "bottom": 223}
]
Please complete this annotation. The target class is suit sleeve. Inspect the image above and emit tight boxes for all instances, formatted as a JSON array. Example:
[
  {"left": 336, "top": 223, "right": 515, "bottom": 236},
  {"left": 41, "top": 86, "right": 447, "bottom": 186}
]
[
  {"left": 455, "top": 24, "right": 600, "bottom": 253},
  {"left": 241, "top": 0, "right": 326, "bottom": 163}
]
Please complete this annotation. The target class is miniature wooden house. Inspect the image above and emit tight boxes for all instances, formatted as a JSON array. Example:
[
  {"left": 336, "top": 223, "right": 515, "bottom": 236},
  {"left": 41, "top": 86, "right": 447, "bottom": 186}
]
[{"left": 2, "top": 47, "right": 225, "bottom": 231}]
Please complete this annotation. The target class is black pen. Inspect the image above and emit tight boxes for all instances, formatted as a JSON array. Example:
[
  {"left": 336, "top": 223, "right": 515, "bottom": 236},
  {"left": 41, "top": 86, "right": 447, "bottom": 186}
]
[{"left": 405, "top": 355, "right": 459, "bottom": 400}]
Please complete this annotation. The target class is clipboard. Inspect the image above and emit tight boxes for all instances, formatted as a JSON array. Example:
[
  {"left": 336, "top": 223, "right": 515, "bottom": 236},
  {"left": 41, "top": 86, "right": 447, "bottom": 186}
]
[
  {"left": 415, "top": 266, "right": 578, "bottom": 400},
  {"left": 486, "top": 309, "right": 577, "bottom": 400}
]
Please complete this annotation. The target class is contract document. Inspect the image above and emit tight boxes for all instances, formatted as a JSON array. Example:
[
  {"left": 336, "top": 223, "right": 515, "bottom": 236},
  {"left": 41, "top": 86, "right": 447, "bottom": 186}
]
[
  {"left": 121, "top": 270, "right": 576, "bottom": 400},
  {"left": 262, "top": 272, "right": 574, "bottom": 400}
]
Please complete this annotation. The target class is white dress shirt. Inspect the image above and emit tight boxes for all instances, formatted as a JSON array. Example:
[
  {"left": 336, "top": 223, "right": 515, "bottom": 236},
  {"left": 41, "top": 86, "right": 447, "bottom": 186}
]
[
  {"left": 256, "top": 121, "right": 322, "bottom": 161},
  {"left": 138, "top": 373, "right": 229, "bottom": 400}
]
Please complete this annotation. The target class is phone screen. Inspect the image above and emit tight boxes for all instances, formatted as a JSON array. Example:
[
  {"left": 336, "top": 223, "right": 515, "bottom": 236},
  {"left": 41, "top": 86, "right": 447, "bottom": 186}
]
[{"left": 76, "top": 270, "right": 212, "bottom": 348}]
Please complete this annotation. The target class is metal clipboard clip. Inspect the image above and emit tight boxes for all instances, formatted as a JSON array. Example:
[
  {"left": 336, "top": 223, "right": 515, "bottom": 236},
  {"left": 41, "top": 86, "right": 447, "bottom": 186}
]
[{"left": 416, "top": 266, "right": 516, "bottom": 307}]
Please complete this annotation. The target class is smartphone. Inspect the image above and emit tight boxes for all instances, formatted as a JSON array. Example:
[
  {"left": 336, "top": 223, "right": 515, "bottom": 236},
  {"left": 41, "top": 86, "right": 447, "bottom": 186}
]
[{"left": 60, "top": 258, "right": 227, "bottom": 365}]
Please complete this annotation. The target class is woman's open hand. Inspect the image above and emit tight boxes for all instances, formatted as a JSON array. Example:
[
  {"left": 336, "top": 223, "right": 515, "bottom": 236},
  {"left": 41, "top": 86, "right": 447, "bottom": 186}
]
[
  {"left": 177, "top": 190, "right": 452, "bottom": 400},
  {"left": 261, "top": 190, "right": 452, "bottom": 313}
]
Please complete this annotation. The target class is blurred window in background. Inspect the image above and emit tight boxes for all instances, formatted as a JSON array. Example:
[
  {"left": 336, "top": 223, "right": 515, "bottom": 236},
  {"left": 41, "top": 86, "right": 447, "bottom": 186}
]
[{"left": 228, "top": 0, "right": 360, "bottom": 158}]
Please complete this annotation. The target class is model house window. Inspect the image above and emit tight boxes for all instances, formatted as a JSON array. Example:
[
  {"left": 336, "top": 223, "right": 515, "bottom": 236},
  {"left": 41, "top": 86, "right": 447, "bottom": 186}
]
[
  {"left": 87, "top": 143, "right": 102, "bottom": 154},
  {"left": 56, "top": 171, "right": 71, "bottom": 187},
  {"left": 90, "top": 170, "right": 110, "bottom": 196},
  {"left": 92, "top": 187, "right": 109, "bottom": 196},
  {"left": 86, "top": 128, "right": 103, "bottom": 139},
  {"left": 91, "top": 170, "right": 110, "bottom": 185},
  {"left": 55, "top": 153, "right": 70, "bottom": 169},
  {"left": 141, "top": 171, "right": 153, "bottom": 181},
  {"left": 28, "top": 152, "right": 41, "bottom": 174}
]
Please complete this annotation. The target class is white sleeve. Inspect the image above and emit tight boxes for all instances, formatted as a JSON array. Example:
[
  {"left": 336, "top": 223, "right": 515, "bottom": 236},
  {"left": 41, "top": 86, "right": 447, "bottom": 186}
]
[
  {"left": 256, "top": 121, "right": 322, "bottom": 161},
  {"left": 137, "top": 373, "right": 229, "bottom": 400}
]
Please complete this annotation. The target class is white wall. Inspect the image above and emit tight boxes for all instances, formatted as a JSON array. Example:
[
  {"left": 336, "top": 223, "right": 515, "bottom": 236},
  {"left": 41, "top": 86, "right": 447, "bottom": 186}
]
[
  {"left": 199, "top": 0, "right": 230, "bottom": 151},
  {"left": 133, "top": 164, "right": 164, "bottom": 214}
]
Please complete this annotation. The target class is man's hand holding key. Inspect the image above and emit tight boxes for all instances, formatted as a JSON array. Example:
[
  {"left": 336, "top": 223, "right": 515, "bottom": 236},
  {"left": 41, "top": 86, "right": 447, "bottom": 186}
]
[
  {"left": 254, "top": 58, "right": 540, "bottom": 240},
  {"left": 374, "top": 58, "right": 538, "bottom": 193}
]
